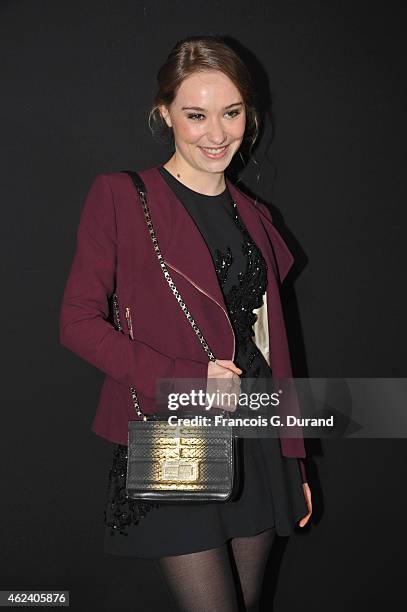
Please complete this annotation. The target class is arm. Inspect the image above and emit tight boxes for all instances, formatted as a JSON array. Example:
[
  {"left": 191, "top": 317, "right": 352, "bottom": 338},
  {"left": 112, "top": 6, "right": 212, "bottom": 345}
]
[{"left": 59, "top": 174, "right": 208, "bottom": 398}]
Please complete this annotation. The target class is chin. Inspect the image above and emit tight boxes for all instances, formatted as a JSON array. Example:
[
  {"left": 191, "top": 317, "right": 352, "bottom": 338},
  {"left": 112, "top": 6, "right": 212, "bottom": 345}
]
[{"left": 200, "top": 161, "right": 229, "bottom": 174}]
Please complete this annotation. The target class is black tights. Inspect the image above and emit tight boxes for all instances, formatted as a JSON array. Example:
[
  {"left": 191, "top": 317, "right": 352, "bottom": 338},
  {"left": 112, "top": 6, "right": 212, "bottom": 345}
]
[{"left": 155, "top": 527, "right": 276, "bottom": 612}]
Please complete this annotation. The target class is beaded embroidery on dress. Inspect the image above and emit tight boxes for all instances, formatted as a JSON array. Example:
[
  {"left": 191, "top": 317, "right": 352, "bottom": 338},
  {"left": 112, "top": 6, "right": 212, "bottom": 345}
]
[
  {"left": 104, "top": 445, "right": 160, "bottom": 536},
  {"left": 213, "top": 200, "right": 269, "bottom": 379}
]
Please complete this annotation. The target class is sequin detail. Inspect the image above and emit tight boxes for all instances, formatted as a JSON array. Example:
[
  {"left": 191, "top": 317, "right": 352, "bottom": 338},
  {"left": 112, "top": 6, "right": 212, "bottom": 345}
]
[
  {"left": 214, "top": 245, "right": 233, "bottom": 286},
  {"left": 104, "top": 444, "right": 160, "bottom": 536},
  {"left": 213, "top": 201, "right": 269, "bottom": 378}
]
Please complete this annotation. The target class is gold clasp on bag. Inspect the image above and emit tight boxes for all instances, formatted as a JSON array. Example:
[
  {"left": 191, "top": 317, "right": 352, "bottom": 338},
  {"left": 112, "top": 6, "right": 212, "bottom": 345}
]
[
  {"left": 161, "top": 460, "right": 199, "bottom": 482},
  {"left": 160, "top": 431, "right": 200, "bottom": 483}
]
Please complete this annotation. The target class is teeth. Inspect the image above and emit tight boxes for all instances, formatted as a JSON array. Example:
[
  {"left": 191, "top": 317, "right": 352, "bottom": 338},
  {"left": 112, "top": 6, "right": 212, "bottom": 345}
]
[{"left": 202, "top": 146, "right": 227, "bottom": 154}]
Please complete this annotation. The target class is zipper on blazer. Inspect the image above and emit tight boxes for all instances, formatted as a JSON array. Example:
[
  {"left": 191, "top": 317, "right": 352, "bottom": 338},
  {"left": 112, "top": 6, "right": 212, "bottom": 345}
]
[
  {"left": 165, "top": 261, "right": 236, "bottom": 361},
  {"left": 112, "top": 293, "right": 123, "bottom": 331},
  {"left": 125, "top": 306, "right": 134, "bottom": 340}
]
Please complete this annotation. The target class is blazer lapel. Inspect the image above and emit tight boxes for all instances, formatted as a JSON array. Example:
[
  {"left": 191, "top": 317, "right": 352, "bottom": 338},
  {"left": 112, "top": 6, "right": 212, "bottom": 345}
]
[
  {"left": 226, "top": 179, "right": 279, "bottom": 282},
  {"left": 140, "top": 166, "right": 229, "bottom": 313},
  {"left": 226, "top": 179, "right": 294, "bottom": 283}
]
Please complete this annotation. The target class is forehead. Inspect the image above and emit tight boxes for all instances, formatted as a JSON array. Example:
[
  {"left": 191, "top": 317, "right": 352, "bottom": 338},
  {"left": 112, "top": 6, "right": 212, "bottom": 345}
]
[{"left": 174, "top": 70, "right": 242, "bottom": 106}]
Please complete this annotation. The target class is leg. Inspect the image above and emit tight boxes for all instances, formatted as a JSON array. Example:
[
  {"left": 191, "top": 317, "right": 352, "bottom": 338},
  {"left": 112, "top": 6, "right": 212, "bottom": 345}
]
[
  {"left": 229, "top": 527, "right": 276, "bottom": 611},
  {"left": 156, "top": 543, "right": 240, "bottom": 612}
]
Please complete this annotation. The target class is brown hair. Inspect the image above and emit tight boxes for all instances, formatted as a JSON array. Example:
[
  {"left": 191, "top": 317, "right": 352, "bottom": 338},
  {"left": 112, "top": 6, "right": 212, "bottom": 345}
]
[{"left": 149, "top": 35, "right": 260, "bottom": 155}]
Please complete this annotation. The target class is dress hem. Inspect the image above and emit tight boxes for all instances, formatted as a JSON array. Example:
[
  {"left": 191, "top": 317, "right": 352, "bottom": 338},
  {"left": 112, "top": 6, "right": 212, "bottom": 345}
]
[{"left": 103, "top": 522, "right": 280, "bottom": 558}]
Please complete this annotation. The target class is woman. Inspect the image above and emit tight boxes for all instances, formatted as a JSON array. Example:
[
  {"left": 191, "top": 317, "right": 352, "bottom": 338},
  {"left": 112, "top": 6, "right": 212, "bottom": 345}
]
[{"left": 60, "top": 35, "right": 312, "bottom": 611}]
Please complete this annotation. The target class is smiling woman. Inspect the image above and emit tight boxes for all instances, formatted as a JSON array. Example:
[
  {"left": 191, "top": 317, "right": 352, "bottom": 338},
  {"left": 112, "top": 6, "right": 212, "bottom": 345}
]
[
  {"left": 60, "top": 34, "right": 311, "bottom": 611},
  {"left": 148, "top": 37, "right": 259, "bottom": 197},
  {"left": 156, "top": 70, "right": 247, "bottom": 189}
]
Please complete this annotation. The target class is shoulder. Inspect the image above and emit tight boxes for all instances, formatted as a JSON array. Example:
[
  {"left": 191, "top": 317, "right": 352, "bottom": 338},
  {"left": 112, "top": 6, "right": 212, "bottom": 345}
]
[
  {"left": 79, "top": 172, "right": 135, "bottom": 224},
  {"left": 84, "top": 168, "right": 150, "bottom": 208},
  {"left": 229, "top": 181, "right": 295, "bottom": 283},
  {"left": 228, "top": 180, "right": 274, "bottom": 223},
  {"left": 93, "top": 166, "right": 159, "bottom": 197},
  {"left": 252, "top": 199, "right": 274, "bottom": 223},
  {"left": 90, "top": 170, "right": 135, "bottom": 193},
  {"left": 82, "top": 168, "right": 160, "bottom": 230}
]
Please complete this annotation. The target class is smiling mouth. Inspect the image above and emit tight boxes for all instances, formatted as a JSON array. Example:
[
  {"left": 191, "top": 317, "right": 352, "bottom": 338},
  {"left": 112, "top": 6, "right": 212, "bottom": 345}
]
[{"left": 199, "top": 145, "right": 229, "bottom": 158}]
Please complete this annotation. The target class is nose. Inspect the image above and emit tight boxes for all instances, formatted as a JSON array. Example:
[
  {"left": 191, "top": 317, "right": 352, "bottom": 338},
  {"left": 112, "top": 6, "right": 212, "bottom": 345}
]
[{"left": 206, "top": 117, "right": 227, "bottom": 145}]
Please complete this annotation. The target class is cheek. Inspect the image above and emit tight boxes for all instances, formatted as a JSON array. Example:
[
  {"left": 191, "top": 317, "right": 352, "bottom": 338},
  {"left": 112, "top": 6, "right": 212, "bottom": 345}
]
[
  {"left": 174, "top": 119, "right": 203, "bottom": 144},
  {"left": 233, "top": 115, "right": 247, "bottom": 138}
]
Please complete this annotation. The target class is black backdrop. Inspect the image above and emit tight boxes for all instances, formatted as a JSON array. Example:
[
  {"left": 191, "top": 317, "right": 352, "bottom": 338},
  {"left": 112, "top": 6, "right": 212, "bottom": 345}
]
[{"left": 1, "top": 1, "right": 406, "bottom": 610}]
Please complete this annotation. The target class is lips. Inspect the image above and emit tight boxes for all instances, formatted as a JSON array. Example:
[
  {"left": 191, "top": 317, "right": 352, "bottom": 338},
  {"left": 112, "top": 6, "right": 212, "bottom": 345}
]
[{"left": 199, "top": 145, "right": 229, "bottom": 159}]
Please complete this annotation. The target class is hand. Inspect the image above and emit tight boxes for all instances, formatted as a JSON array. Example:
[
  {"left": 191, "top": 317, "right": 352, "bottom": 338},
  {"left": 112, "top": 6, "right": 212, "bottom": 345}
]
[
  {"left": 298, "top": 483, "right": 312, "bottom": 527},
  {"left": 206, "top": 360, "right": 242, "bottom": 412}
]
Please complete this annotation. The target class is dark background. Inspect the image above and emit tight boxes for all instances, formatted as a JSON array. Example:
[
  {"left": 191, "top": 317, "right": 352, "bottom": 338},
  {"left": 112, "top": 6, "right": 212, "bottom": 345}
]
[{"left": 1, "top": 1, "right": 406, "bottom": 610}]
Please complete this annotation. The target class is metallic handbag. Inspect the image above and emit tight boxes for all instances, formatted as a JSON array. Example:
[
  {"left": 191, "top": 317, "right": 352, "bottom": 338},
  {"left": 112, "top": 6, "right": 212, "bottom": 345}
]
[{"left": 111, "top": 169, "right": 240, "bottom": 503}]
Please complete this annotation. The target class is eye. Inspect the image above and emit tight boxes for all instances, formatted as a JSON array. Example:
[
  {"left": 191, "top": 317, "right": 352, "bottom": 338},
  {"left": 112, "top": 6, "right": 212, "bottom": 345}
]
[
  {"left": 187, "top": 113, "right": 205, "bottom": 121},
  {"left": 225, "top": 109, "right": 242, "bottom": 119}
]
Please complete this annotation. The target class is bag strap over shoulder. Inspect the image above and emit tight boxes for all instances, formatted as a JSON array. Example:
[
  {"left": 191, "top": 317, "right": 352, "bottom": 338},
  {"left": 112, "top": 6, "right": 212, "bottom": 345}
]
[{"left": 122, "top": 169, "right": 147, "bottom": 195}]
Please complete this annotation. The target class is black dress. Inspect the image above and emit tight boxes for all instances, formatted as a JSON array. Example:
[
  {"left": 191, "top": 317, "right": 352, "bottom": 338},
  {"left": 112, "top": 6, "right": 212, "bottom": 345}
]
[{"left": 103, "top": 167, "right": 307, "bottom": 558}]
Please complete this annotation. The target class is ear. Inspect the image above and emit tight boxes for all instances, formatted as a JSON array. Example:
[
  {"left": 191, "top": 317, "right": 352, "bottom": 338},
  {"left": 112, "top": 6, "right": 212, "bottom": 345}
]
[{"left": 158, "top": 104, "right": 172, "bottom": 128}]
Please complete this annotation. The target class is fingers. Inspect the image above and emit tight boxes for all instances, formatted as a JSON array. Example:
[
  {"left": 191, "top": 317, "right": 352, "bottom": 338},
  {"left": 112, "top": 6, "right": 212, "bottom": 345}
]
[
  {"left": 214, "top": 359, "right": 243, "bottom": 376},
  {"left": 205, "top": 359, "right": 244, "bottom": 413},
  {"left": 298, "top": 510, "right": 312, "bottom": 527},
  {"left": 207, "top": 360, "right": 242, "bottom": 382},
  {"left": 205, "top": 362, "right": 242, "bottom": 412},
  {"left": 298, "top": 484, "right": 313, "bottom": 527}
]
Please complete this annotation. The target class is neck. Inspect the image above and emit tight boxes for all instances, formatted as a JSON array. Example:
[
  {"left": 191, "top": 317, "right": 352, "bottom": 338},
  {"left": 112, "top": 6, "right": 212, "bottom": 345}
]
[{"left": 163, "top": 152, "right": 226, "bottom": 196}]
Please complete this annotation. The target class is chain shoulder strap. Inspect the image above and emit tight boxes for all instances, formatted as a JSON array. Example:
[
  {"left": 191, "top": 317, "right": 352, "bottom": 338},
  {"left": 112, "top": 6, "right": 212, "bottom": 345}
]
[{"left": 113, "top": 169, "right": 217, "bottom": 419}]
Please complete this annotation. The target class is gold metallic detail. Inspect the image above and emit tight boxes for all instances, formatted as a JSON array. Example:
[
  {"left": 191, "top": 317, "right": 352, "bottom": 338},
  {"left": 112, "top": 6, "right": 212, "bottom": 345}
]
[
  {"left": 158, "top": 431, "right": 200, "bottom": 483},
  {"left": 162, "top": 460, "right": 199, "bottom": 482},
  {"left": 125, "top": 306, "right": 134, "bottom": 340}
]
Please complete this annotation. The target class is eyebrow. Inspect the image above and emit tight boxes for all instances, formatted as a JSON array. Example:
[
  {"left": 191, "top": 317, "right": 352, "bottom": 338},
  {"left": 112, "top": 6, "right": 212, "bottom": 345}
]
[{"left": 181, "top": 102, "right": 244, "bottom": 111}]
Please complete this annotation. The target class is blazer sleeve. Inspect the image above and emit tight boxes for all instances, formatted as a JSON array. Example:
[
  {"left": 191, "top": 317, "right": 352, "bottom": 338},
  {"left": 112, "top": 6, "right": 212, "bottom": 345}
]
[
  {"left": 298, "top": 458, "right": 308, "bottom": 483},
  {"left": 256, "top": 199, "right": 308, "bottom": 468},
  {"left": 59, "top": 174, "right": 208, "bottom": 398}
]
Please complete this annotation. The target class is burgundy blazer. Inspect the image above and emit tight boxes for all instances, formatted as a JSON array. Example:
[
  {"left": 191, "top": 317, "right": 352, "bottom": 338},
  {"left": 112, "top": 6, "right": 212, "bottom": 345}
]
[{"left": 59, "top": 166, "right": 307, "bottom": 481}]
